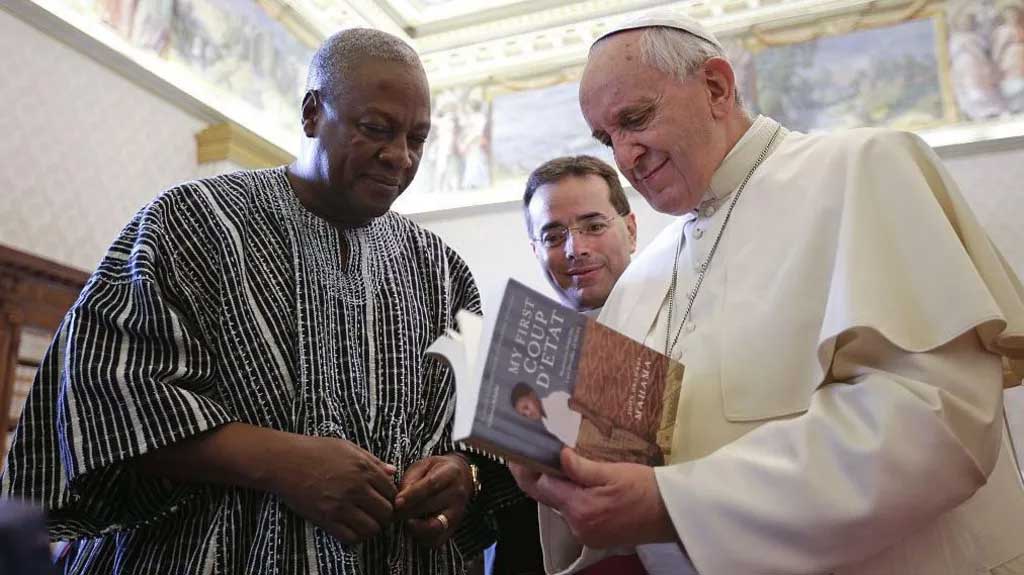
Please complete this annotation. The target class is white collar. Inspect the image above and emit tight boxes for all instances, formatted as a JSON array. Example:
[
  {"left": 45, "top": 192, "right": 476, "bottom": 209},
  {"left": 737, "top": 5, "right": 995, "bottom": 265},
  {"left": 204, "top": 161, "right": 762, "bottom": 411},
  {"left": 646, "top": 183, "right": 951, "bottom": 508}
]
[{"left": 702, "top": 116, "right": 786, "bottom": 209}]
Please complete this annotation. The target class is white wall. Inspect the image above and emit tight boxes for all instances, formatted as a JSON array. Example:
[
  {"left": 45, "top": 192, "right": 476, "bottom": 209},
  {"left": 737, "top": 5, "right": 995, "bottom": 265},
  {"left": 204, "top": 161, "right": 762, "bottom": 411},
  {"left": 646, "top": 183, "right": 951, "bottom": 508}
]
[
  {"left": 943, "top": 146, "right": 1024, "bottom": 278},
  {"left": 416, "top": 146, "right": 1024, "bottom": 314},
  {"left": 0, "top": 8, "right": 205, "bottom": 272}
]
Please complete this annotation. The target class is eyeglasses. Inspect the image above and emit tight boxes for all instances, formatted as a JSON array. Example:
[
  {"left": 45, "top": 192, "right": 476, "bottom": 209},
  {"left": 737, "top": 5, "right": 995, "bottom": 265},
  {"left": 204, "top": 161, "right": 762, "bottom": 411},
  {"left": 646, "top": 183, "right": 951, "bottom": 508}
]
[{"left": 532, "top": 213, "right": 626, "bottom": 249}]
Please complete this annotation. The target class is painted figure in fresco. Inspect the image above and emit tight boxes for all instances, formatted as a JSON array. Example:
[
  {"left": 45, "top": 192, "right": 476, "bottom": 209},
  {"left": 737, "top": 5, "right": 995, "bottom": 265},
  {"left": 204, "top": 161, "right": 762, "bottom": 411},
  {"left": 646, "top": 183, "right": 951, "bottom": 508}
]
[
  {"left": 993, "top": 0, "right": 1024, "bottom": 112},
  {"left": 427, "top": 89, "right": 461, "bottom": 193},
  {"left": 129, "top": 0, "right": 173, "bottom": 52},
  {"left": 96, "top": 0, "right": 136, "bottom": 37},
  {"left": 949, "top": 3, "right": 1007, "bottom": 120},
  {"left": 91, "top": 0, "right": 170, "bottom": 52},
  {"left": 457, "top": 86, "right": 491, "bottom": 190}
]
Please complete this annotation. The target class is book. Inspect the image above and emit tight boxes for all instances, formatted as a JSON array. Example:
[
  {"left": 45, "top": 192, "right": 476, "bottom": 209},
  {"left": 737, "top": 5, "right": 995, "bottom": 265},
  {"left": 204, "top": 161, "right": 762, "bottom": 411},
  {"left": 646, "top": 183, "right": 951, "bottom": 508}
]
[{"left": 427, "top": 278, "right": 684, "bottom": 476}]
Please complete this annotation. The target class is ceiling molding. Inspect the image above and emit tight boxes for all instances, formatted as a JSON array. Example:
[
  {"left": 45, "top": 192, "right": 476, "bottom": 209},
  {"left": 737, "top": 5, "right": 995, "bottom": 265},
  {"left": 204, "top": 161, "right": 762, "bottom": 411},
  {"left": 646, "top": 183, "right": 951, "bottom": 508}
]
[
  {"left": 420, "top": 0, "right": 904, "bottom": 89},
  {"left": 343, "top": 0, "right": 414, "bottom": 39},
  {"left": 383, "top": 0, "right": 536, "bottom": 29},
  {"left": 231, "top": 0, "right": 916, "bottom": 91},
  {"left": 413, "top": 0, "right": 671, "bottom": 51},
  {"left": 414, "top": 0, "right": 636, "bottom": 38},
  {"left": 923, "top": 119, "right": 1024, "bottom": 159}
]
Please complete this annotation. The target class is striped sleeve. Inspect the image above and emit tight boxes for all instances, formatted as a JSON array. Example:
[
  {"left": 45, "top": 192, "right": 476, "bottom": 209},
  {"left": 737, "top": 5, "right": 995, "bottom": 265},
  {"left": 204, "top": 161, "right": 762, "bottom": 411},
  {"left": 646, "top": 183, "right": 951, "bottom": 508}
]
[{"left": 2, "top": 196, "right": 236, "bottom": 538}]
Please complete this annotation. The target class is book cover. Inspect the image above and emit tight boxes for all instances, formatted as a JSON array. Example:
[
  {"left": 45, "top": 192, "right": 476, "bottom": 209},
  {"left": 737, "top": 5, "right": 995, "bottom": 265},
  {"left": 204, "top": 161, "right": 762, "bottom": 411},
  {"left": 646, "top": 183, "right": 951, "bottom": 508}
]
[{"left": 429, "top": 279, "right": 683, "bottom": 475}]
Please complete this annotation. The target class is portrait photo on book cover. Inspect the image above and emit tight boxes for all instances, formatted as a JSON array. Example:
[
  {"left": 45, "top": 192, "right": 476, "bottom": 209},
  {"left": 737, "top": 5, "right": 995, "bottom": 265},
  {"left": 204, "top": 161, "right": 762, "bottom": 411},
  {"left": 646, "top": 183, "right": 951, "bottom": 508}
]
[
  {"left": 473, "top": 280, "right": 676, "bottom": 470},
  {"left": 509, "top": 378, "right": 665, "bottom": 466}
]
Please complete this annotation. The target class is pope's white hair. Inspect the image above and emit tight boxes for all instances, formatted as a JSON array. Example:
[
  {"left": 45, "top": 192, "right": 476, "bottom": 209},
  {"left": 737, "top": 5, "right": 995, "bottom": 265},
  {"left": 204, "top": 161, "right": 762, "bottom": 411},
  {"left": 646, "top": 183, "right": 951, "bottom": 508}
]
[{"left": 594, "top": 25, "right": 745, "bottom": 109}]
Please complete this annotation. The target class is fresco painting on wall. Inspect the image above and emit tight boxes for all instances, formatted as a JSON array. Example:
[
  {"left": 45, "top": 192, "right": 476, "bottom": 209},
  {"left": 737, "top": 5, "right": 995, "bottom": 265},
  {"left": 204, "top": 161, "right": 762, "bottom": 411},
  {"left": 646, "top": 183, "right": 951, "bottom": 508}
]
[
  {"left": 168, "top": 0, "right": 310, "bottom": 133},
  {"left": 747, "top": 17, "right": 952, "bottom": 132},
  {"left": 411, "top": 86, "right": 493, "bottom": 195},
  {"left": 57, "top": 0, "right": 311, "bottom": 143},
  {"left": 88, "top": 0, "right": 173, "bottom": 51},
  {"left": 947, "top": 0, "right": 1024, "bottom": 119},
  {"left": 490, "top": 81, "right": 613, "bottom": 179}
]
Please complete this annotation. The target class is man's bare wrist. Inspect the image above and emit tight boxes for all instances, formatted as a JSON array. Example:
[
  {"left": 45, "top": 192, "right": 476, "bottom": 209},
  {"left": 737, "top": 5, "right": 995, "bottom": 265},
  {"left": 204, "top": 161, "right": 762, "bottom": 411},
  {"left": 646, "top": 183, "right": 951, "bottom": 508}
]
[
  {"left": 253, "top": 429, "right": 314, "bottom": 494},
  {"left": 225, "top": 425, "right": 300, "bottom": 494}
]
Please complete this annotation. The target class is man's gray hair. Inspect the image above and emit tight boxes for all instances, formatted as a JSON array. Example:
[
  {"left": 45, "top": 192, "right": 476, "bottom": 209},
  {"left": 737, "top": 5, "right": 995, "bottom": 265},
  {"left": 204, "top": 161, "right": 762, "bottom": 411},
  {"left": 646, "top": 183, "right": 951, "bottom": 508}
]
[
  {"left": 306, "top": 28, "right": 423, "bottom": 100},
  {"left": 596, "top": 26, "right": 745, "bottom": 108}
]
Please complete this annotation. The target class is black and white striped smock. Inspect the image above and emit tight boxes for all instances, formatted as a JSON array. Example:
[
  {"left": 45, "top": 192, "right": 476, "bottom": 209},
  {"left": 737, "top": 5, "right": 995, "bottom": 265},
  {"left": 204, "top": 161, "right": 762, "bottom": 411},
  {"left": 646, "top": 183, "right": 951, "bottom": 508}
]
[{"left": 1, "top": 167, "right": 521, "bottom": 574}]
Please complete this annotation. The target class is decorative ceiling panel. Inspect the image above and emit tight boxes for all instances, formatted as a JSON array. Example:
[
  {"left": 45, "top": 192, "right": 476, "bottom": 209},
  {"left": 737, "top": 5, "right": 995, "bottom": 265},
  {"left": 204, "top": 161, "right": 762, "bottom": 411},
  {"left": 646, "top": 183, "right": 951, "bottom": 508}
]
[
  {"left": 265, "top": 0, "right": 909, "bottom": 87},
  {"left": 380, "top": 0, "right": 592, "bottom": 33},
  {"left": 415, "top": 0, "right": 887, "bottom": 87}
]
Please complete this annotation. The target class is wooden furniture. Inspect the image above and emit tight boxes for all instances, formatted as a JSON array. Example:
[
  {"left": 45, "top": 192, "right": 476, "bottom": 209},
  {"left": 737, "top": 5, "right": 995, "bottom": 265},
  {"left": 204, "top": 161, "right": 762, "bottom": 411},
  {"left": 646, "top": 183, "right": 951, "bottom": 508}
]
[{"left": 0, "top": 245, "right": 89, "bottom": 454}]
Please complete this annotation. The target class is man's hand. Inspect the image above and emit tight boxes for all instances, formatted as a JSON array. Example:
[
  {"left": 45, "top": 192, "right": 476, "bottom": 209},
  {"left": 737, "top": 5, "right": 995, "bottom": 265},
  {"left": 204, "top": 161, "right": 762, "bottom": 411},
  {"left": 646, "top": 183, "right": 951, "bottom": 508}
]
[
  {"left": 514, "top": 448, "right": 676, "bottom": 549},
  {"left": 268, "top": 435, "right": 398, "bottom": 545},
  {"left": 508, "top": 461, "right": 561, "bottom": 509},
  {"left": 132, "top": 423, "right": 399, "bottom": 545},
  {"left": 394, "top": 454, "right": 474, "bottom": 547}
]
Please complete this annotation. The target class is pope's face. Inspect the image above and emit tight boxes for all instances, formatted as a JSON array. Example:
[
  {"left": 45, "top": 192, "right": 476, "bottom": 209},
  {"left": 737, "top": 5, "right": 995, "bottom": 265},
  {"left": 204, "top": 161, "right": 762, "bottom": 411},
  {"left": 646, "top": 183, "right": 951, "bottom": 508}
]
[
  {"left": 515, "top": 396, "right": 543, "bottom": 421},
  {"left": 580, "top": 31, "right": 722, "bottom": 215}
]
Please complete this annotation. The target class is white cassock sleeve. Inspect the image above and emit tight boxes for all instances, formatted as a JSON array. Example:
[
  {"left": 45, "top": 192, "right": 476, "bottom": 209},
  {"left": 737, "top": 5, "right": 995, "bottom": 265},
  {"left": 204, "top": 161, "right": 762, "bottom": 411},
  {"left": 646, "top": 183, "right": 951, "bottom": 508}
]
[
  {"left": 536, "top": 328, "right": 1005, "bottom": 575},
  {"left": 657, "top": 326, "right": 1003, "bottom": 574},
  {"left": 650, "top": 130, "right": 1024, "bottom": 574}
]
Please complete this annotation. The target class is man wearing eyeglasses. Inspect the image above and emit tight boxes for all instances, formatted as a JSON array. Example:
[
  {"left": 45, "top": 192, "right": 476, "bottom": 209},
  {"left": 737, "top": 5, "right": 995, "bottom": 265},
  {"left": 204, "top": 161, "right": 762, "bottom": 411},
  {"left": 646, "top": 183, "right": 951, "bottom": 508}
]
[
  {"left": 489, "top": 155, "right": 648, "bottom": 575},
  {"left": 523, "top": 155, "right": 637, "bottom": 316}
]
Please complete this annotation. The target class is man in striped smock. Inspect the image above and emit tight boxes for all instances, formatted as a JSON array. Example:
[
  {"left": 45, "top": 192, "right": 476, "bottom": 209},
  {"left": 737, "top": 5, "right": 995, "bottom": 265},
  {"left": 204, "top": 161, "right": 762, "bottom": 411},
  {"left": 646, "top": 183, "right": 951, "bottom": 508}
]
[{"left": 1, "top": 28, "right": 522, "bottom": 575}]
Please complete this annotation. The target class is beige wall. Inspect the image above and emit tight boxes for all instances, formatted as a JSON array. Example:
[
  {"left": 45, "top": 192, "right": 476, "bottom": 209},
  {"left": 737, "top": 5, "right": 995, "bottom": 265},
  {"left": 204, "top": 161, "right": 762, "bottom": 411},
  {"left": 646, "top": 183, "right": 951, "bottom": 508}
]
[
  {"left": 0, "top": 8, "right": 205, "bottom": 272},
  {"left": 943, "top": 147, "right": 1024, "bottom": 280}
]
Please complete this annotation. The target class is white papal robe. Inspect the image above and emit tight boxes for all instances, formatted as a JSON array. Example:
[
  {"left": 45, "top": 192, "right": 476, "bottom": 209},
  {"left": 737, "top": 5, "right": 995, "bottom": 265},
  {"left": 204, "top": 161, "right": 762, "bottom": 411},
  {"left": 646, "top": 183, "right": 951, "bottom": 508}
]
[{"left": 538, "top": 116, "right": 1024, "bottom": 574}]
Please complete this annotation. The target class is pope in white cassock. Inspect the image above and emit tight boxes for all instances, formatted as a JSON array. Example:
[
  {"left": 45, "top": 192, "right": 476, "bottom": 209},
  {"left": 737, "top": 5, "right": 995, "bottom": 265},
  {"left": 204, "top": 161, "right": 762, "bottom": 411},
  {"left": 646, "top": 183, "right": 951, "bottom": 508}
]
[{"left": 509, "top": 10, "right": 1024, "bottom": 575}]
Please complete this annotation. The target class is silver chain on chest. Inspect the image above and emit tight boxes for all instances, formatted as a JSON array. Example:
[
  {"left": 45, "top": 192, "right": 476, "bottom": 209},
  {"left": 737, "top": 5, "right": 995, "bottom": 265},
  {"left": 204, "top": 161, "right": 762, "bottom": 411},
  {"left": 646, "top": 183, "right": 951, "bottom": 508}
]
[{"left": 664, "top": 126, "right": 782, "bottom": 358}]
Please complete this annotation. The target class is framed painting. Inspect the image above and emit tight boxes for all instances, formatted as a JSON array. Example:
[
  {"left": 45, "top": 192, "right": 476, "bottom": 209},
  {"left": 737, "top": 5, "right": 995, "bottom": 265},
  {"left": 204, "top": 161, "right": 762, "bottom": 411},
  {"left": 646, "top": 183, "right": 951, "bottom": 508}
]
[{"left": 736, "top": 11, "right": 958, "bottom": 133}]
